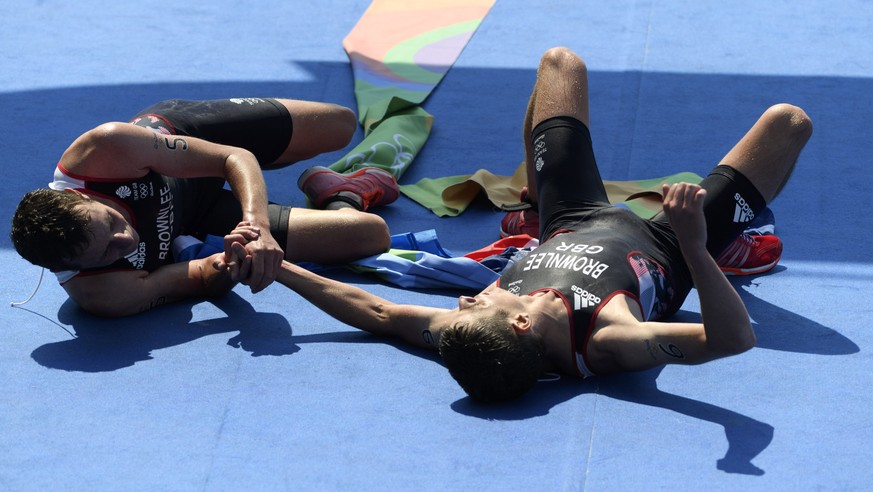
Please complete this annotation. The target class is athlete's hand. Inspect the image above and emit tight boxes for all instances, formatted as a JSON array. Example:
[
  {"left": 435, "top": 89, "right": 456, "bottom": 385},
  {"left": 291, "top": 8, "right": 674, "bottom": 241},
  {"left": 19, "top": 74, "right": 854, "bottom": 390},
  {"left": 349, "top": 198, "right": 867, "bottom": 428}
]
[
  {"left": 662, "top": 182, "right": 708, "bottom": 252},
  {"left": 214, "top": 222, "right": 259, "bottom": 283},
  {"left": 242, "top": 227, "right": 283, "bottom": 294}
]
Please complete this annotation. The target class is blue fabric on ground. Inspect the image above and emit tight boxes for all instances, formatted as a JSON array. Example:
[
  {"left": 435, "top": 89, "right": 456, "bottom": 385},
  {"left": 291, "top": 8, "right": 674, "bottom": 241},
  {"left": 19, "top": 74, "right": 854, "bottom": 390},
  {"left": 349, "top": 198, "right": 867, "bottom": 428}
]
[
  {"left": 347, "top": 249, "right": 498, "bottom": 290},
  {"left": 388, "top": 229, "right": 458, "bottom": 258}
]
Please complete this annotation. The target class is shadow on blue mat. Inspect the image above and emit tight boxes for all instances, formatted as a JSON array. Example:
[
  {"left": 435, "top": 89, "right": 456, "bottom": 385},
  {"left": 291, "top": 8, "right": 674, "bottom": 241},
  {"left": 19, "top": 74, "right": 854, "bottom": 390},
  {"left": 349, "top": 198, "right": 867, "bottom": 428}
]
[
  {"left": 732, "top": 267, "right": 858, "bottom": 355},
  {"left": 30, "top": 294, "right": 298, "bottom": 372},
  {"left": 28, "top": 290, "right": 430, "bottom": 373},
  {"left": 451, "top": 367, "right": 773, "bottom": 476}
]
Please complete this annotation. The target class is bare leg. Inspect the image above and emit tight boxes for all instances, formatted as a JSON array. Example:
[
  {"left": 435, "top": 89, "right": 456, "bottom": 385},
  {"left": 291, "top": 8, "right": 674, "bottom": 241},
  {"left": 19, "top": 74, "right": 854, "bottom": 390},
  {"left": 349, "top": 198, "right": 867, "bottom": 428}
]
[
  {"left": 283, "top": 208, "right": 390, "bottom": 264},
  {"left": 271, "top": 99, "right": 357, "bottom": 166},
  {"left": 522, "top": 47, "right": 591, "bottom": 205},
  {"left": 719, "top": 103, "right": 812, "bottom": 203}
]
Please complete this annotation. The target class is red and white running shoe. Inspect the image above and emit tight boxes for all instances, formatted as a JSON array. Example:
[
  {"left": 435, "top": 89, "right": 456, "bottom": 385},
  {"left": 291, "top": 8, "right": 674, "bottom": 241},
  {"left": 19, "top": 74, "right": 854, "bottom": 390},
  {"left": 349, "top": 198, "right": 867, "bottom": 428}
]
[
  {"left": 716, "top": 233, "right": 783, "bottom": 276},
  {"left": 297, "top": 166, "right": 400, "bottom": 211}
]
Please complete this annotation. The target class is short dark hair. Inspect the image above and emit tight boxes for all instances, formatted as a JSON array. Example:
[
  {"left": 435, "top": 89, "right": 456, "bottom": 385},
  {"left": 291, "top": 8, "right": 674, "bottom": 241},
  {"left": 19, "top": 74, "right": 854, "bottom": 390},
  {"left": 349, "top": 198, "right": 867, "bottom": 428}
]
[
  {"left": 439, "top": 309, "right": 545, "bottom": 402},
  {"left": 11, "top": 189, "right": 92, "bottom": 271}
]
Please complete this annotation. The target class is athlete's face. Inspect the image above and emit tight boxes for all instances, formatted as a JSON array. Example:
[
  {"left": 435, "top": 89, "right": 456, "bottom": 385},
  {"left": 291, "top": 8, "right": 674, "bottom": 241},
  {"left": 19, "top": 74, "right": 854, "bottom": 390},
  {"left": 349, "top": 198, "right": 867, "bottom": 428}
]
[
  {"left": 71, "top": 201, "right": 140, "bottom": 270},
  {"left": 457, "top": 288, "right": 524, "bottom": 313},
  {"left": 452, "top": 288, "right": 530, "bottom": 333}
]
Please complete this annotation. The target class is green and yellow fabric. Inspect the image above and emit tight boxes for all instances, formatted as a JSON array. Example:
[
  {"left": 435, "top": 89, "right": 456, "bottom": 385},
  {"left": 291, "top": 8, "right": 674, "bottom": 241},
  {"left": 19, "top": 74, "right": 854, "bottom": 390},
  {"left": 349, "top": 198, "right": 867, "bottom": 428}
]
[{"left": 328, "top": 0, "right": 496, "bottom": 179}]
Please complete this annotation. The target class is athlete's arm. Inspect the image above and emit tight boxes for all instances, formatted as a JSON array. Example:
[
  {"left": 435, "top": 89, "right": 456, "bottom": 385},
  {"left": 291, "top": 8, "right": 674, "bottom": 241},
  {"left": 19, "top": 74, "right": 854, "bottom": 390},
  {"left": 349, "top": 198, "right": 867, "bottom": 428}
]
[
  {"left": 279, "top": 260, "right": 449, "bottom": 350},
  {"left": 60, "top": 123, "right": 282, "bottom": 293},
  {"left": 595, "top": 318, "right": 727, "bottom": 373},
  {"left": 218, "top": 231, "right": 449, "bottom": 350},
  {"left": 661, "top": 182, "right": 756, "bottom": 355},
  {"left": 592, "top": 183, "right": 755, "bottom": 373},
  {"left": 61, "top": 254, "right": 236, "bottom": 317}
]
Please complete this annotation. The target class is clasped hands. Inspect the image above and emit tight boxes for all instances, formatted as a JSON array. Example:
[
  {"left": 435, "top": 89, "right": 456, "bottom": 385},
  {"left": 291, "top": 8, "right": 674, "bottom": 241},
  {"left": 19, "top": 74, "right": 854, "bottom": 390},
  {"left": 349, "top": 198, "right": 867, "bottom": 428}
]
[{"left": 213, "top": 221, "right": 279, "bottom": 292}]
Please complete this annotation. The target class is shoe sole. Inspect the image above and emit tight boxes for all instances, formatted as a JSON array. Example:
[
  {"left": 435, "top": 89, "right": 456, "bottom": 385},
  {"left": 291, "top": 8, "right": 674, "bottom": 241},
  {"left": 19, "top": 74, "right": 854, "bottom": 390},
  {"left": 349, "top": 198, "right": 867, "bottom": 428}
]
[{"left": 719, "top": 256, "right": 780, "bottom": 276}]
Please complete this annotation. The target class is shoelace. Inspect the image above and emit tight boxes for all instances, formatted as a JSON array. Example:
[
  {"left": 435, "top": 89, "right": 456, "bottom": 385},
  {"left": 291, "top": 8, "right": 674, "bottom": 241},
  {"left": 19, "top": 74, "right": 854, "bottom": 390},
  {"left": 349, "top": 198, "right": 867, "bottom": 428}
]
[{"left": 734, "top": 232, "right": 758, "bottom": 247}]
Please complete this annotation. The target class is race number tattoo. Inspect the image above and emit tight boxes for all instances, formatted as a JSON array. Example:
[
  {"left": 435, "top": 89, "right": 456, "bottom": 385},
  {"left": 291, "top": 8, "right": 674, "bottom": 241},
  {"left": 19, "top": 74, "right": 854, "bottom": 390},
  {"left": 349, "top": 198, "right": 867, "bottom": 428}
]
[
  {"left": 153, "top": 133, "right": 188, "bottom": 151},
  {"left": 164, "top": 137, "right": 188, "bottom": 151},
  {"left": 659, "top": 343, "right": 685, "bottom": 359},
  {"left": 645, "top": 340, "right": 686, "bottom": 360}
]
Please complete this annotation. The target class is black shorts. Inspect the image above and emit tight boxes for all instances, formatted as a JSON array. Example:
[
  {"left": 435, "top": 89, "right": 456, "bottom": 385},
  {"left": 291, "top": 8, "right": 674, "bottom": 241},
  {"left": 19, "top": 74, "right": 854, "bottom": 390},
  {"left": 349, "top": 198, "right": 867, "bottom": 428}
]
[
  {"left": 166, "top": 176, "right": 292, "bottom": 251},
  {"left": 130, "top": 98, "right": 294, "bottom": 249},
  {"left": 130, "top": 98, "right": 292, "bottom": 167},
  {"left": 531, "top": 116, "right": 766, "bottom": 258}
]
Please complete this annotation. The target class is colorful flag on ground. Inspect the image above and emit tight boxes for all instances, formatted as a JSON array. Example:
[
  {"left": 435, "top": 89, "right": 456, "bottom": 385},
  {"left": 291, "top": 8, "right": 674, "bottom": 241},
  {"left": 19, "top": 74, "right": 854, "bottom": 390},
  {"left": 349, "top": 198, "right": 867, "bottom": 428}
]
[{"left": 328, "top": 0, "right": 496, "bottom": 178}]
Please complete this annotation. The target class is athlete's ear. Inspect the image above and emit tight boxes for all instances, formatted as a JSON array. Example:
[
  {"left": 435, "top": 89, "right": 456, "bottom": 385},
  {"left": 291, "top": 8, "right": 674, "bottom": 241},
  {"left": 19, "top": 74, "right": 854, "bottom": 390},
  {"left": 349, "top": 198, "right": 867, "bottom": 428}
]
[{"left": 510, "top": 313, "right": 532, "bottom": 334}]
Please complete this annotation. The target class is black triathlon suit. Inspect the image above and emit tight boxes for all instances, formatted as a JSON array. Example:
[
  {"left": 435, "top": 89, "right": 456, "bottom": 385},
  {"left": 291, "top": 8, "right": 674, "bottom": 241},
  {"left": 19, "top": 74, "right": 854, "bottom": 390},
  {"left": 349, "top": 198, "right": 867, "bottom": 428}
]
[
  {"left": 495, "top": 116, "right": 766, "bottom": 377},
  {"left": 50, "top": 98, "right": 295, "bottom": 283}
]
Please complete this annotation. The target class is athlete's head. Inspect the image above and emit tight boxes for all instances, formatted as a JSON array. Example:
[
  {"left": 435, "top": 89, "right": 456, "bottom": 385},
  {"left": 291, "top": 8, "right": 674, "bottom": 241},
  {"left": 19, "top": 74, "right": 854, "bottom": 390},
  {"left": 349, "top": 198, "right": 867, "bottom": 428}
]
[
  {"left": 11, "top": 189, "right": 138, "bottom": 271},
  {"left": 439, "top": 306, "right": 545, "bottom": 402}
]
